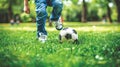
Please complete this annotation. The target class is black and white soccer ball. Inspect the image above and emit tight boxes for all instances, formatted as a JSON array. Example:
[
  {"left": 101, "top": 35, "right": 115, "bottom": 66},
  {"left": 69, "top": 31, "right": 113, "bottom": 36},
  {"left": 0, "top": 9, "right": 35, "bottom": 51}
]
[{"left": 59, "top": 27, "right": 79, "bottom": 44}]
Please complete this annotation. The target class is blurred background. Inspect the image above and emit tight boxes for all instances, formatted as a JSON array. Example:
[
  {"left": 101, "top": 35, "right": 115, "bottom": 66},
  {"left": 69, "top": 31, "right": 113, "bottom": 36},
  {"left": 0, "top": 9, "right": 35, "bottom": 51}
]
[{"left": 0, "top": 0, "right": 120, "bottom": 23}]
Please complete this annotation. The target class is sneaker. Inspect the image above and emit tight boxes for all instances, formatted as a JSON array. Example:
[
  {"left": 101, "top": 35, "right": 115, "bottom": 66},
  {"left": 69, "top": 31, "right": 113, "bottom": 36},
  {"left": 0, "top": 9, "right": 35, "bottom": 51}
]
[
  {"left": 54, "top": 20, "right": 63, "bottom": 30},
  {"left": 38, "top": 35, "right": 47, "bottom": 43}
]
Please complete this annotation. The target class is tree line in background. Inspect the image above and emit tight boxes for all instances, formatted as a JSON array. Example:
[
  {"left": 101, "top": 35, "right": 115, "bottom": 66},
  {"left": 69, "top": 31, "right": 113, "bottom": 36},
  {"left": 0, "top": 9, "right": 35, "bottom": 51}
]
[{"left": 0, "top": 0, "right": 120, "bottom": 23}]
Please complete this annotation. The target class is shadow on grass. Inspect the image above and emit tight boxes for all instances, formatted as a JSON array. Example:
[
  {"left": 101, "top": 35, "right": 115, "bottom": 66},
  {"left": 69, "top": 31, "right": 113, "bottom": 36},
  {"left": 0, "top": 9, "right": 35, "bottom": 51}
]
[{"left": 0, "top": 50, "right": 21, "bottom": 67}]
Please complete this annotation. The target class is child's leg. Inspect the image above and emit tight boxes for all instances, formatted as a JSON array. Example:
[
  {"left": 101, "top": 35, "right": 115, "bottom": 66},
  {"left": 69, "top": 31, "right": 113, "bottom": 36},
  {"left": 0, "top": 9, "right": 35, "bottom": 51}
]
[
  {"left": 35, "top": 0, "right": 48, "bottom": 38},
  {"left": 50, "top": 0, "right": 63, "bottom": 21}
]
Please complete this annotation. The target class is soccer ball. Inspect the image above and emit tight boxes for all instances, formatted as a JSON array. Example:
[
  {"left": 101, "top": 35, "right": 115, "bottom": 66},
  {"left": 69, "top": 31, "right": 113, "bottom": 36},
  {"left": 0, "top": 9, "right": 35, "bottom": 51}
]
[{"left": 59, "top": 27, "right": 79, "bottom": 44}]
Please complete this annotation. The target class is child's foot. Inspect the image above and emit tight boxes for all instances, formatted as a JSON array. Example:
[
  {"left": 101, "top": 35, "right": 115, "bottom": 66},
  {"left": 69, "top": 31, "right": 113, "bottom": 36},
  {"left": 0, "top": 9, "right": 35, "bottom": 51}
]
[
  {"left": 38, "top": 34, "right": 47, "bottom": 43},
  {"left": 54, "top": 20, "right": 63, "bottom": 30}
]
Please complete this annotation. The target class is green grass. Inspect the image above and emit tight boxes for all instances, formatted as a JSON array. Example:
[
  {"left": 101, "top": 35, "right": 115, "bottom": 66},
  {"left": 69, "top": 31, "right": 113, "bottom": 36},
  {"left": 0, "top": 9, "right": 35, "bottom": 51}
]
[{"left": 0, "top": 22, "right": 120, "bottom": 67}]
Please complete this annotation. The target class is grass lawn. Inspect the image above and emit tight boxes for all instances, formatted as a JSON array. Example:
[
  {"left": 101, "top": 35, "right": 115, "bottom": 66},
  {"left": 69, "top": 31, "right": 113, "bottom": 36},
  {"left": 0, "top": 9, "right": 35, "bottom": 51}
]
[{"left": 0, "top": 22, "right": 120, "bottom": 67}]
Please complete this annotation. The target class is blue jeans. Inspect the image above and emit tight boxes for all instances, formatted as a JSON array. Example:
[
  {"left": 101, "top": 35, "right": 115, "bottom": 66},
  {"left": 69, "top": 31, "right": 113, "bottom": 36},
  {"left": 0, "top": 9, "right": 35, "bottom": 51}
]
[{"left": 35, "top": 0, "right": 63, "bottom": 37}]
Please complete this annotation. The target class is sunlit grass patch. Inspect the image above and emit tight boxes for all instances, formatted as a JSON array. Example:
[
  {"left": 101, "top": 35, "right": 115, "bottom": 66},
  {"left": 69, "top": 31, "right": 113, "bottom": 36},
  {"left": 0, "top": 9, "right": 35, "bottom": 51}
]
[{"left": 0, "top": 22, "right": 120, "bottom": 32}]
